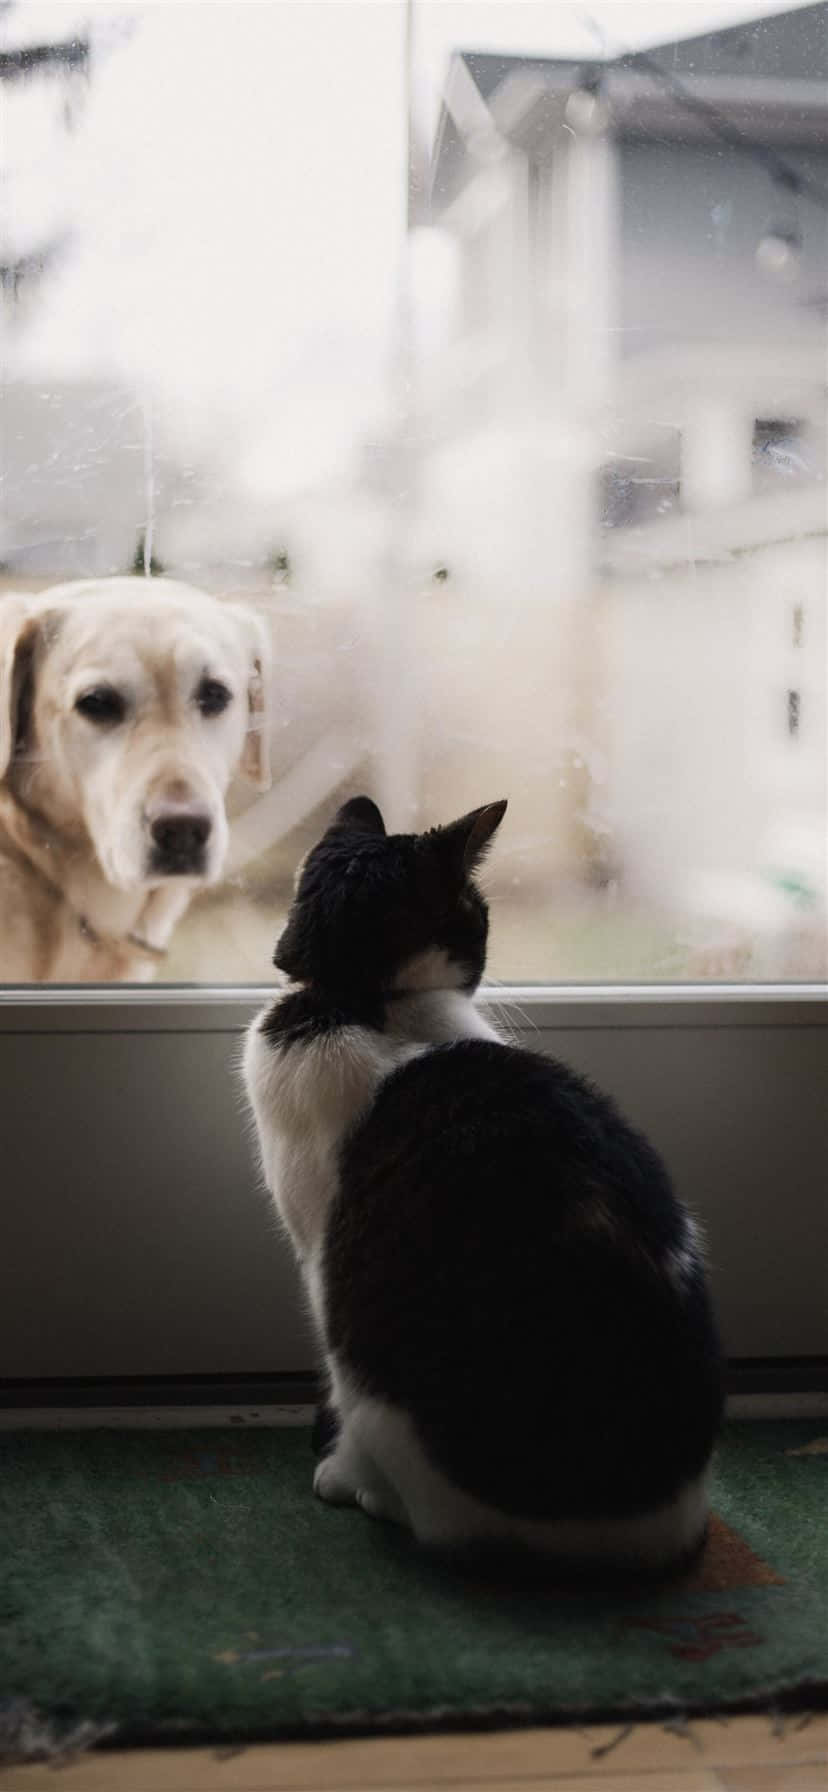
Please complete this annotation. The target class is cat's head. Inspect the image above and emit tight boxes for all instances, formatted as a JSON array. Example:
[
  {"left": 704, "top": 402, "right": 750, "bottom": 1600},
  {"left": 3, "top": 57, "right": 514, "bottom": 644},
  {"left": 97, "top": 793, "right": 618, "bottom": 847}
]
[{"left": 274, "top": 795, "right": 507, "bottom": 995}]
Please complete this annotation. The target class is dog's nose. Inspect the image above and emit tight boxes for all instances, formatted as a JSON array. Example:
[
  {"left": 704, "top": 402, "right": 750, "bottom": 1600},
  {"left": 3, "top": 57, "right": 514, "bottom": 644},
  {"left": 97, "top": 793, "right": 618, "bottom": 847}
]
[{"left": 150, "top": 810, "right": 212, "bottom": 861}]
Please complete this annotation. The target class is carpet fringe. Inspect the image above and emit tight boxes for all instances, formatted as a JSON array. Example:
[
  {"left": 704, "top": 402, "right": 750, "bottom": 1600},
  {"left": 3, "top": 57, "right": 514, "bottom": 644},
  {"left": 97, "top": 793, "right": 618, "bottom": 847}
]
[
  {"left": 1, "top": 1687, "right": 826, "bottom": 1766},
  {"left": 0, "top": 1697, "right": 116, "bottom": 1767}
]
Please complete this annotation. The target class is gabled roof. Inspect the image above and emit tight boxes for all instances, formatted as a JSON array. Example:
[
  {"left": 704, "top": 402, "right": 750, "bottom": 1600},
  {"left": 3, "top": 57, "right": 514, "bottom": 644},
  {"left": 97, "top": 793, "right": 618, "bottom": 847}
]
[
  {"left": 433, "top": 5, "right": 828, "bottom": 211},
  {"left": 460, "top": 51, "right": 600, "bottom": 107},
  {"left": 622, "top": 0, "right": 827, "bottom": 83}
]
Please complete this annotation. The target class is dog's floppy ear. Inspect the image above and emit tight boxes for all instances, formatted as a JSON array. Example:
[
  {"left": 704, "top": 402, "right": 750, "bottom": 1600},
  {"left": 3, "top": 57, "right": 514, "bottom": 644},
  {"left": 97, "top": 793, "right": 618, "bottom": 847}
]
[
  {"left": 0, "top": 595, "right": 38, "bottom": 780},
  {"left": 234, "top": 604, "right": 272, "bottom": 790}
]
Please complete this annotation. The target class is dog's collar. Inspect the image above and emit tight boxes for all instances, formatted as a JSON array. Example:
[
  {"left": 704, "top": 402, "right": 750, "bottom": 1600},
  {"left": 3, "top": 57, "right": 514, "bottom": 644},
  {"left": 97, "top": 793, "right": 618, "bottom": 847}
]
[
  {"left": 0, "top": 788, "right": 169, "bottom": 965},
  {"left": 77, "top": 913, "right": 169, "bottom": 961}
]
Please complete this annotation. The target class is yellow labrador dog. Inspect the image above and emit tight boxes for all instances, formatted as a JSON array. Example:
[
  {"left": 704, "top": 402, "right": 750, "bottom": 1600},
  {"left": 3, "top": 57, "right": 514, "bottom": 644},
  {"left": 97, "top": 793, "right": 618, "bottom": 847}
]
[{"left": 0, "top": 577, "right": 271, "bottom": 981}]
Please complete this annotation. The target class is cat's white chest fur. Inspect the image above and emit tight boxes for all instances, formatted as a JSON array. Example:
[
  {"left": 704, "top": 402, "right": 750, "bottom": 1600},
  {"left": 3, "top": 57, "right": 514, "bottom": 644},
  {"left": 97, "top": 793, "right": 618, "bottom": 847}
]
[{"left": 243, "top": 985, "right": 499, "bottom": 1274}]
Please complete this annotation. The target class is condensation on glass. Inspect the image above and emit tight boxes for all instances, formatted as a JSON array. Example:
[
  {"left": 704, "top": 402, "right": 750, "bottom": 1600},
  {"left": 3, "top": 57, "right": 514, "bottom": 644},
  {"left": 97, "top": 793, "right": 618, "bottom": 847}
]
[{"left": 0, "top": 1, "right": 826, "bottom": 983}]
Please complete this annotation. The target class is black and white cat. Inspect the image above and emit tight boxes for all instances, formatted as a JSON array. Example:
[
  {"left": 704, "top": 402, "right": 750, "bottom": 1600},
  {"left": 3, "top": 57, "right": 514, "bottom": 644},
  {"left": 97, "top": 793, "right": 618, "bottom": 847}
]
[{"left": 243, "top": 796, "right": 723, "bottom": 1573}]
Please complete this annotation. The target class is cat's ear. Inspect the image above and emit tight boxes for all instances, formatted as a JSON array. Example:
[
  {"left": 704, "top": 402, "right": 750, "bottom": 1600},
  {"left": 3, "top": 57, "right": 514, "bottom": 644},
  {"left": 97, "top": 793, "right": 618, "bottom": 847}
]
[
  {"left": 334, "top": 796, "right": 386, "bottom": 836},
  {"left": 439, "top": 799, "right": 507, "bottom": 876}
]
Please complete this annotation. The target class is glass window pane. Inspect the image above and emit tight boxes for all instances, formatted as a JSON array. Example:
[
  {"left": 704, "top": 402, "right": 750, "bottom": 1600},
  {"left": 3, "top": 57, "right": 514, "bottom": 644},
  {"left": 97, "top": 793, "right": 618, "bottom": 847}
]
[{"left": 1, "top": 1, "right": 825, "bottom": 985}]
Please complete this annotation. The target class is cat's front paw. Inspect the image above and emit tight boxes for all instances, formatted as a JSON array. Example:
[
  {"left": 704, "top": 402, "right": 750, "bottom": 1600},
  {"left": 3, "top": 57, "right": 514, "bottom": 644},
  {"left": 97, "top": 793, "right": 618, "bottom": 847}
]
[
  {"left": 356, "top": 1487, "right": 394, "bottom": 1521},
  {"left": 312, "top": 1459, "right": 402, "bottom": 1524},
  {"left": 313, "top": 1457, "right": 358, "bottom": 1506}
]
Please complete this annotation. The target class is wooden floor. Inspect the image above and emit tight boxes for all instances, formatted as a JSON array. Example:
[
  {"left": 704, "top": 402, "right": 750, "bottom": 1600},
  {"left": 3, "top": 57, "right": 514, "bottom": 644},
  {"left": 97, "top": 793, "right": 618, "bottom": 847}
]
[{"left": 2, "top": 1713, "right": 826, "bottom": 1792}]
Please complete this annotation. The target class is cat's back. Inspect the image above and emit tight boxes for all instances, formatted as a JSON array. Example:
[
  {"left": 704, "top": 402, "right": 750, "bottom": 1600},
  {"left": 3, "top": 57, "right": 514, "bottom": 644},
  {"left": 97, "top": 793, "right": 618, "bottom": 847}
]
[
  {"left": 324, "top": 1037, "right": 723, "bottom": 1522},
  {"left": 334, "top": 1035, "right": 677, "bottom": 1244}
]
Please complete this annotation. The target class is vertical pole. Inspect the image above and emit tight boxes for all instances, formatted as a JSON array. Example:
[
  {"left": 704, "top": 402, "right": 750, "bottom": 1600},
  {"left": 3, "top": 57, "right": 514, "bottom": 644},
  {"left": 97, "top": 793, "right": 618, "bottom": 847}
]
[
  {"left": 560, "top": 96, "right": 618, "bottom": 884},
  {"left": 141, "top": 391, "right": 155, "bottom": 577},
  {"left": 373, "top": 0, "right": 421, "bottom": 826},
  {"left": 682, "top": 399, "right": 753, "bottom": 511}
]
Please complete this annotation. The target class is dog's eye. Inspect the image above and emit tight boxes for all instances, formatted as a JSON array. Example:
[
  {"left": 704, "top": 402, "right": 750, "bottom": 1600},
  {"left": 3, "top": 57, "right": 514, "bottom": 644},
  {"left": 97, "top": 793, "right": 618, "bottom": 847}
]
[
  {"left": 196, "top": 677, "right": 232, "bottom": 717},
  {"left": 74, "top": 686, "right": 126, "bottom": 725}
]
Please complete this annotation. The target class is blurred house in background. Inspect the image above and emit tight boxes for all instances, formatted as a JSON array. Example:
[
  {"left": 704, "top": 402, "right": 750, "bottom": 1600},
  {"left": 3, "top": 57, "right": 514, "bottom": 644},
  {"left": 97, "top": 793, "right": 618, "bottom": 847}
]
[
  {"left": 1, "top": 1, "right": 825, "bottom": 979},
  {"left": 426, "top": 2, "right": 827, "bottom": 972}
]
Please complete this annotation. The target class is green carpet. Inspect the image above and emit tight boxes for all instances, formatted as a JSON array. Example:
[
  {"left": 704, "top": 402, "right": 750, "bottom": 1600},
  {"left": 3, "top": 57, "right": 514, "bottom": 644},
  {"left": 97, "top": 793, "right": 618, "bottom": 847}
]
[{"left": 1, "top": 1420, "right": 826, "bottom": 1760}]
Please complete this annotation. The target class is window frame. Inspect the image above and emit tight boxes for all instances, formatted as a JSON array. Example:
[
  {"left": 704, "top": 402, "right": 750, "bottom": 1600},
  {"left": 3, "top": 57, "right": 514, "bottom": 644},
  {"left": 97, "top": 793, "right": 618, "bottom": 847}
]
[
  {"left": 1, "top": 982, "right": 826, "bottom": 1403},
  {"left": 0, "top": 980, "right": 824, "bottom": 1026}
]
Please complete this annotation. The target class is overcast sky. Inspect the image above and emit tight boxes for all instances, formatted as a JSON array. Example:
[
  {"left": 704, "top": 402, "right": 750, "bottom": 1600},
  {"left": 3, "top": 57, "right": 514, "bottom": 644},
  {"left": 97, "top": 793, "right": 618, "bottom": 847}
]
[{"left": 2, "top": 1, "right": 819, "bottom": 497}]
